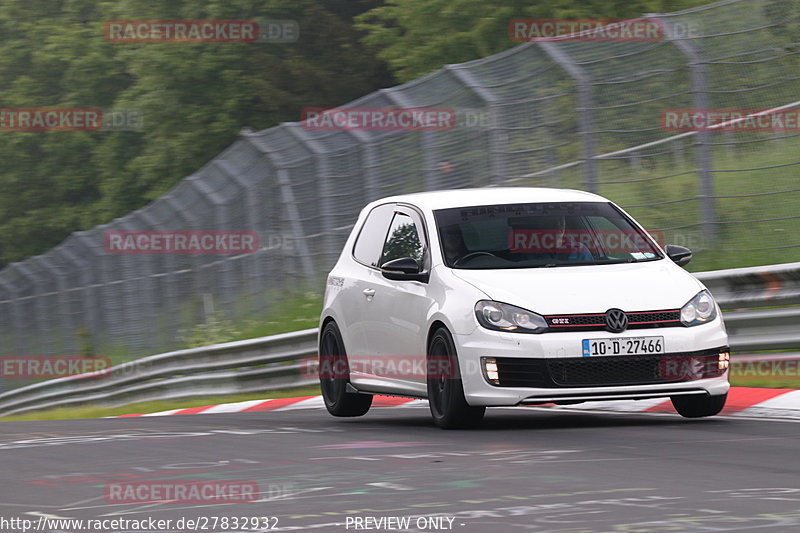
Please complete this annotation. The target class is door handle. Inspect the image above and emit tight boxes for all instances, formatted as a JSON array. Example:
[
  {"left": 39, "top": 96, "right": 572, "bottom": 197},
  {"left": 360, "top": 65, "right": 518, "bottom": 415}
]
[{"left": 362, "top": 288, "right": 376, "bottom": 298}]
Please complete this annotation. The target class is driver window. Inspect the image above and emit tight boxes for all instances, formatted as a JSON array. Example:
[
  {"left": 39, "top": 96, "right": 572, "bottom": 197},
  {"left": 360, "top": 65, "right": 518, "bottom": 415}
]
[{"left": 380, "top": 212, "right": 423, "bottom": 266}]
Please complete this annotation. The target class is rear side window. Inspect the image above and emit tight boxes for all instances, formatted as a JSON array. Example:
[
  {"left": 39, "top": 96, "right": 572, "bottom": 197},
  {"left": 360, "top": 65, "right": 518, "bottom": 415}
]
[{"left": 352, "top": 204, "right": 395, "bottom": 267}]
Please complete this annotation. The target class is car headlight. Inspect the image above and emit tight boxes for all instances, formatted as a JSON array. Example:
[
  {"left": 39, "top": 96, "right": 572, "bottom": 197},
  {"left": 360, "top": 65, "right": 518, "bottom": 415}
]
[
  {"left": 475, "top": 301, "right": 548, "bottom": 333},
  {"left": 680, "top": 290, "right": 717, "bottom": 326}
]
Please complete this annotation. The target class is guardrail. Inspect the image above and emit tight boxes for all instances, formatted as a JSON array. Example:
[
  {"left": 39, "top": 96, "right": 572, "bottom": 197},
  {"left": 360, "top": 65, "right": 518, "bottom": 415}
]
[
  {"left": 0, "top": 329, "right": 318, "bottom": 417},
  {"left": 1, "top": 262, "right": 798, "bottom": 417}
]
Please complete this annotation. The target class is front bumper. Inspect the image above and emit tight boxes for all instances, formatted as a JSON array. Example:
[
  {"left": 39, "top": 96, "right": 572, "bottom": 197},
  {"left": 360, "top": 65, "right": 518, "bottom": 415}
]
[{"left": 454, "top": 320, "right": 730, "bottom": 406}]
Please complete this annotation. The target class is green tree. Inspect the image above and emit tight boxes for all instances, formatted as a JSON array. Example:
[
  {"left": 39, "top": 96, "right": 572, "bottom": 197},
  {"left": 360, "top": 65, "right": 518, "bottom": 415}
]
[
  {"left": 0, "top": 0, "right": 393, "bottom": 267},
  {"left": 356, "top": 0, "right": 710, "bottom": 82}
]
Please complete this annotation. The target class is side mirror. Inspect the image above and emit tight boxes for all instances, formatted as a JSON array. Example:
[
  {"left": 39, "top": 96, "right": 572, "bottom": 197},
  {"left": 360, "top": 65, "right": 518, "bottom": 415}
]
[
  {"left": 665, "top": 244, "right": 692, "bottom": 267},
  {"left": 380, "top": 257, "right": 428, "bottom": 282}
]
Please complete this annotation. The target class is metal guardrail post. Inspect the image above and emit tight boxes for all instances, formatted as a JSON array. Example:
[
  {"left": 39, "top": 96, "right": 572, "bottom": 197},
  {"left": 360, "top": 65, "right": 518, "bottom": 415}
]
[
  {"left": 537, "top": 41, "right": 598, "bottom": 193},
  {"left": 651, "top": 13, "right": 717, "bottom": 243}
]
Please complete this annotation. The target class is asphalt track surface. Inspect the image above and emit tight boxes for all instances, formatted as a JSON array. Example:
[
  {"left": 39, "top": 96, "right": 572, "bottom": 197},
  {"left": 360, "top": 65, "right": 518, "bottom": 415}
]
[{"left": 1, "top": 406, "right": 799, "bottom": 533}]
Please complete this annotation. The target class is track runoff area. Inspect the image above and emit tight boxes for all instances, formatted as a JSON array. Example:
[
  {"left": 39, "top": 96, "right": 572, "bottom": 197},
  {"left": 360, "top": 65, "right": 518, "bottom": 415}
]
[{"left": 0, "top": 387, "right": 798, "bottom": 533}]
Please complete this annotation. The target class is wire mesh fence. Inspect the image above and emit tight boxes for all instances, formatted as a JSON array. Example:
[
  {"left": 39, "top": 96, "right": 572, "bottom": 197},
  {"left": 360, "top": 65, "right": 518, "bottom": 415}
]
[{"left": 0, "top": 0, "right": 798, "bottom": 361}]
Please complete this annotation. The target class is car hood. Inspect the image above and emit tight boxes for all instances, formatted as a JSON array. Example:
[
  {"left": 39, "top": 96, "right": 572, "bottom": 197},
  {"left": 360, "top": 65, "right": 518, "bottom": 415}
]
[{"left": 450, "top": 260, "right": 704, "bottom": 314}]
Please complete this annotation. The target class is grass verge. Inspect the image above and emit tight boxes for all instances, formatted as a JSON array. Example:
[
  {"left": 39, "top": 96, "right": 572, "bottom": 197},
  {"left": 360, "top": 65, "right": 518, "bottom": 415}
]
[
  {"left": 2, "top": 372, "right": 797, "bottom": 422},
  {"left": 0, "top": 384, "right": 321, "bottom": 422},
  {"left": 730, "top": 373, "right": 800, "bottom": 390}
]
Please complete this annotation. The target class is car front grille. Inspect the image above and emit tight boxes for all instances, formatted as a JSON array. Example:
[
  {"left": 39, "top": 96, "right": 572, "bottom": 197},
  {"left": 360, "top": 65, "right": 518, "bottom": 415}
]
[
  {"left": 492, "top": 349, "right": 724, "bottom": 388},
  {"left": 544, "top": 309, "right": 682, "bottom": 332}
]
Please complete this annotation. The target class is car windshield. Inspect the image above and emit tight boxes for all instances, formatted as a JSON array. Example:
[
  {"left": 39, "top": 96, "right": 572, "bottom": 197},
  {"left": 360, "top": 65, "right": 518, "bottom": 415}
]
[{"left": 434, "top": 201, "right": 663, "bottom": 269}]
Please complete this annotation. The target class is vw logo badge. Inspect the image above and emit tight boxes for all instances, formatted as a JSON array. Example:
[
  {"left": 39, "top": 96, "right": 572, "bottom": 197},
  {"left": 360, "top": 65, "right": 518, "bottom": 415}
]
[{"left": 605, "top": 308, "right": 628, "bottom": 333}]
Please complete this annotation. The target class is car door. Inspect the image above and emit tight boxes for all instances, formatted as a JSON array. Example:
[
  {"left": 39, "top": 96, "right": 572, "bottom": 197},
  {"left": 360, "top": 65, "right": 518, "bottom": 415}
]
[
  {"left": 335, "top": 203, "right": 395, "bottom": 357},
  {"left": 361, "top": 206, "right": 433, "bottom": 395}
]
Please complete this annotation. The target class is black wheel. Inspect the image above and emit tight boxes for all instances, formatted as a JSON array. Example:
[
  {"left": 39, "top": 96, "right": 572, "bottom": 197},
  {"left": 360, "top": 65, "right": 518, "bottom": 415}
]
[
  {"left": 319, "top": 321, "right": 372, "bottom": 417},
  {"left": 671, "top": 393, "right": 727, "bottom": 418},
  {"left": 427, "top": 327, "right": 485, "bottom": 429}
]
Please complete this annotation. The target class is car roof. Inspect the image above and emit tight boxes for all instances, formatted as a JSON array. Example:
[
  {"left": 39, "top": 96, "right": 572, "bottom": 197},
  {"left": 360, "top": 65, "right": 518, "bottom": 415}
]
[{"left": 373, "top": 187, "right": 607, "bottom": 212}]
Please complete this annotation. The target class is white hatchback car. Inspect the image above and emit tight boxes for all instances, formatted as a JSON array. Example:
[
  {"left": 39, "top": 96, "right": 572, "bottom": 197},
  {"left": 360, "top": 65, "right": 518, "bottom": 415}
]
[{"left": 318, "top": 188, "right": 729, "bottom": 428}]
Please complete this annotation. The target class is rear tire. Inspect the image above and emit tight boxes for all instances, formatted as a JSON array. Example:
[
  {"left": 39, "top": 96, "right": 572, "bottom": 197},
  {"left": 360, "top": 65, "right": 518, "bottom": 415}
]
[
  {"left": 671, "top": 393, "right": 727, "bottom": 418},
  {"left": 319, "top": 321, "right": 372, "bottom": 417},
  {"left": 427, "top": 328, "right": 485, "bottom": 429}
]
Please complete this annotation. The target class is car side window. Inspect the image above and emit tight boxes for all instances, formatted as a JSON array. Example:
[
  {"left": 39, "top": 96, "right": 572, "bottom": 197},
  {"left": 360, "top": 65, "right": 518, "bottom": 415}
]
[
  {"left": 380, "top": 212, "right": 423, "bottom": 267},
  {"left": 353, "top": 204, "right": 395, "bottom": 267}
]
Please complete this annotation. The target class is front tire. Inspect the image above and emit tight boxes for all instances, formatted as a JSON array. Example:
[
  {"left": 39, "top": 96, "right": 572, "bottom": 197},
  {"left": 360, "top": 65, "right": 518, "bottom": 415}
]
[
  {"left": 427, "top": 328, "right": 485, "bottom": 429},
  {"left": 319, "top": 321, "right": 372, "bottom": 417},
  {"left": 671, "top": 393, "right": 727, "bottom": 418}
]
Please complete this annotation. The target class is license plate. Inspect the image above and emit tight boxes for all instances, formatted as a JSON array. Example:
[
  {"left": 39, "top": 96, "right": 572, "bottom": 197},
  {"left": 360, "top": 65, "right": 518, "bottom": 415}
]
[{"left": 582, "top": 336, "right": 664, "bottom": 357}]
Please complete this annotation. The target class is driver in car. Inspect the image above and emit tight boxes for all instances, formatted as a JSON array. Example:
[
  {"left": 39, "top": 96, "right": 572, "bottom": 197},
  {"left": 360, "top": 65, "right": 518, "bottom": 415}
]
[
  {"left": 441, "top": 224, "right": 469, "bottom": 265},
  {"left": 546, "top": 214, "right": 593, "bottom": 262}
]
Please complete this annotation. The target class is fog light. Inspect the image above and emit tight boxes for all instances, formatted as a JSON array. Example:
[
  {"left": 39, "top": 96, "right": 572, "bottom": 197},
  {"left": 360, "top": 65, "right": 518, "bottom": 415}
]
[
  {"left": 718, "top": 351, "right": 730, "bottom": 371},
  {"left": 482, "top": 357, "right": 500, "bottom": 385}
]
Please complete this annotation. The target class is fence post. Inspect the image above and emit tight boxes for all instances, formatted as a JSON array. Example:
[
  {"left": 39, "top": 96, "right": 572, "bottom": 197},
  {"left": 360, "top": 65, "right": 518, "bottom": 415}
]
[
  {"left": 277, "top": 168, "right": 316, "bottom": 282},
  {"left": 12, "top": 263, "right": 50, "bottom": 354},
  {"left": 129, "top": 211, "right": 161, "bottom": 350},
  {"left": 445, "top": 65, "right": 505, "bottom": 186},
  {"left": 59, "top": 243, "right": 99, "bottom": 351},
  {"left": 31, "top": 257, "right": 67, "bottom": 354},
  {"left": 4, "top": 265, "right": 36, "bottom": 355},
  {"left": 186, "top": 177, "right": 230, "bottom": 316},
  {"left": 381, "top": 89, "right": 443, "bottom": 191},
  {"left": 214, "top": 159, "right": 266, "bottom": 316},
  {"left": 651, "top": 13, "right": 717, "bottom": 243},
  {"left": 285, "top": 127, "right": 339, "bottom": 266},
  {"left": 240, "top": 134, "right": 317, "bottom": 284},
  {"left": 0, "top": 276, "right": 25, "bottom": 356},
  {"left": 537, "top": 41, "right": 598, "bottom": 193},
  {"left": 358, "top": 140, "right": 381, "bottom": 202}
]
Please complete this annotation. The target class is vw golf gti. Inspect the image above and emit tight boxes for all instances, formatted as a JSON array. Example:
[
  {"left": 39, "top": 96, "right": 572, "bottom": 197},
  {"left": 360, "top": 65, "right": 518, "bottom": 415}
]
[{"left": 318, "top": 188, "right": 729, "bottom": 428}]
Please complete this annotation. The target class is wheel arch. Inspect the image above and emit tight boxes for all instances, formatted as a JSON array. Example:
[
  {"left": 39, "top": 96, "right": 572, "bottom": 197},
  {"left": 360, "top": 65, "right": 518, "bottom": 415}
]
[
  {"left": 318, "top": 315, "right": 338, "bottom": 351},
  {"left": 426, "top": 320, "right": 450, "bottom": 352}
]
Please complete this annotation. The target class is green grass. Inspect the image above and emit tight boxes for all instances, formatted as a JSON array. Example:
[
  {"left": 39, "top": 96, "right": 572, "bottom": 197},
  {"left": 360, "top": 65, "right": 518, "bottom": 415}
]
[
  {"left": 179, "top": 291, "right": 322, "bottom": 349},
  {"left": 730, "top": 375, "right": 800, "bottom": 389},
  {"left": 595, "top": 134, "right": 800, "bottom": 272},
  {"left": 0, "top": 384, "right": 322, "bottom": 422},
  {"left": 523, "top": 132, "right": 800, "bottom": 271},
  {"left": 87, "top": 291, "right": 323, "bottom": 368},
  {"left": 729, "top": 358, "right": 800, "bottom": 389}
]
